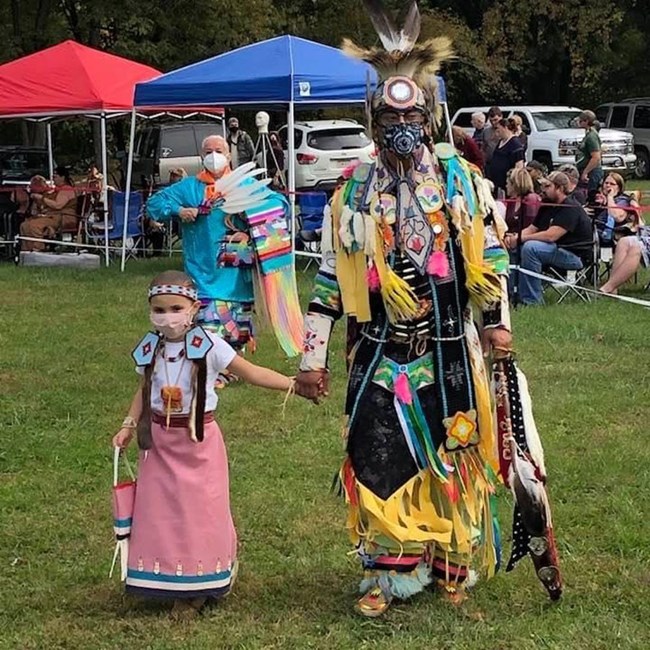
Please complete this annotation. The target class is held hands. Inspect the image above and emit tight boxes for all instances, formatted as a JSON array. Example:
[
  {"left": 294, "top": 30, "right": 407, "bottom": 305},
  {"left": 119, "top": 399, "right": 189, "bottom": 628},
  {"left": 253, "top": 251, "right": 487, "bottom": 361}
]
[
  {"left": 178, "top": 207, "right": 199, "bottom": 222},
  {"left": 112, "top": 427, "right": 134, "bottom": 449},
  {"left": 295, "top": 370, "right": 330, "bottom": 404}
]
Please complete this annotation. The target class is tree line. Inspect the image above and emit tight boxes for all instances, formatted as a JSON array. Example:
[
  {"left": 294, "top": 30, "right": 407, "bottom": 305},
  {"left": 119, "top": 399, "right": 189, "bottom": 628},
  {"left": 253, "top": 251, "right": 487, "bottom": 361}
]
[{"left": 1, "top": 0, "right": 649, "bottom": 158}]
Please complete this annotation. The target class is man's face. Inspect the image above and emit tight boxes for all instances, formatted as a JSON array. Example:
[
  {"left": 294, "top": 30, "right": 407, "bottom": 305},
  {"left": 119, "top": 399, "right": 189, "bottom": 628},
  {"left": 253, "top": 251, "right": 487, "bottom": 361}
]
[
  {"left": 471, "top": 115, "right": 485, "bottom": 129},
  {"left": 539, "top": 180, "right": 554, "bottom": 201},
  {"left": 489, "top": 114, "right": 502, "bottom": 128}
]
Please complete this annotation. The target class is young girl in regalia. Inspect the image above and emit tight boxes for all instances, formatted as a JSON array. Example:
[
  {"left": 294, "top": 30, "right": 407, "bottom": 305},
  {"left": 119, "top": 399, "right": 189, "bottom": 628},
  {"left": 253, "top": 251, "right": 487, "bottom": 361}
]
[{"left": 113, "top": 269, "right": 296, "bottom": 619}]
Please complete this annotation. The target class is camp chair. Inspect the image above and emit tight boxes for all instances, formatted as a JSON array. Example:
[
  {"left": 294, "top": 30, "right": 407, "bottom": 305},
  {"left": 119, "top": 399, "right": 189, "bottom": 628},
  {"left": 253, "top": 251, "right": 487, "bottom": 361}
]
[
  {"left": 86, "top": 190, "right": 145, "bottom": 260},
  {"left": 296, "top": 191, "right": 327, "bottom": 270},
  {"left": 544, "top": 226, "right": 599, "bottom": 304}
]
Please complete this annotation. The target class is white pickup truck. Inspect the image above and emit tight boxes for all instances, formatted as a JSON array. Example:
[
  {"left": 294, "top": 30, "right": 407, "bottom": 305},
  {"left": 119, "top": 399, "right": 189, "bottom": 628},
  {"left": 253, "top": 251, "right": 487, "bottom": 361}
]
[{"left": 451, "top": 105, "right": 636, "bottom": 176}]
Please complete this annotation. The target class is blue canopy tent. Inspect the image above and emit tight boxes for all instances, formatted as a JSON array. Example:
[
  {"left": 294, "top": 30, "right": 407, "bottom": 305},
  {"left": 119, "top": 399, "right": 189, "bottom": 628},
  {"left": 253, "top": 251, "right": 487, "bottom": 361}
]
[{"left": 121, "top": 35, "right": 449, "bottom": 268}]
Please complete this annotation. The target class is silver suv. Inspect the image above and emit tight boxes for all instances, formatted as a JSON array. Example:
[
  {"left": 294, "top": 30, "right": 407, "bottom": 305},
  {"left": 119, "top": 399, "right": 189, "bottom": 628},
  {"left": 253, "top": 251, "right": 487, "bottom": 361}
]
[
  {"left": 278, "top": 120, "right": 375, "bottom": 191},
  {"left": 131, "top": 121, "right": 225, "bottom": 188},
  {"left": 596, "top": 99, "right": 650, "bottom": 178}
]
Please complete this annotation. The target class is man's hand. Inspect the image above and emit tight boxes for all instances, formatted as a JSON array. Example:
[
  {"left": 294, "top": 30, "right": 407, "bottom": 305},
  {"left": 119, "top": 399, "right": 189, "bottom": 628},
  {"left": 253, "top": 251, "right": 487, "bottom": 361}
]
[
  {"left": 580, "top": 172, "right": 589, "bottom": 183},
  {"left": 295, "top": 370, "right": 329, "bottom": 404},
  {"left": 504, "top": 233, "right": 518, "bottom": 250},
  {"left": 178, "top": 207, "right": 199, "bottom": 223},
  {"left": 482, "top": 327, "right": 513, "bottom": 358}
]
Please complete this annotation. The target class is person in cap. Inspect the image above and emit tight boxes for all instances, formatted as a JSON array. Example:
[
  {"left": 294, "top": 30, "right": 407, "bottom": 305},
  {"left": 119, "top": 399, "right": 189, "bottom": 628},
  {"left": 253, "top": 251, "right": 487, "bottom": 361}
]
[
  {"left": 226, "top": 116, "right": 256, "bottom": 168},
  {"left": 295, "top": 0, "right": 562, "bottom": 617}
]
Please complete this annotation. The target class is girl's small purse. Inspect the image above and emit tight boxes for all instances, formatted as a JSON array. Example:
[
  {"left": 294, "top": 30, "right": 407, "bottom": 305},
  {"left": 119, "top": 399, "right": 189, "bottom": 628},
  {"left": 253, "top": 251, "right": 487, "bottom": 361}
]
[{"left": 110, "top": 447, "right": 136, "bottom": 581}]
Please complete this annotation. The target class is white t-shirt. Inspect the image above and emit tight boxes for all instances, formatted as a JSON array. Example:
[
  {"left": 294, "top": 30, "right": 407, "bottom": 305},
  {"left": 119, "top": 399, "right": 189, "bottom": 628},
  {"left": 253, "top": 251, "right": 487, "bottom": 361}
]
[{"left": 137, "top": 331, "right": 236, "bottom": 414}]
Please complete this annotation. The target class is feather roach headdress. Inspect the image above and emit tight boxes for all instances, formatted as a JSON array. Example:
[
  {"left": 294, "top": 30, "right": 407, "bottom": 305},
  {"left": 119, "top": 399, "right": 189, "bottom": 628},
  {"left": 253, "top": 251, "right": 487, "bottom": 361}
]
[{"left": 343, "top": 0, "right": 453, "bottom": 122}]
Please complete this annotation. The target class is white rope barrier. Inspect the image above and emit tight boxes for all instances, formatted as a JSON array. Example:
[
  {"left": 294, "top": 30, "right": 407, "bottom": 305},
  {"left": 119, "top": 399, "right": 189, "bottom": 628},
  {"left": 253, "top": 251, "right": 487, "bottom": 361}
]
[{"left": 510, "top": 265, "right": 650, "bottom": 308}]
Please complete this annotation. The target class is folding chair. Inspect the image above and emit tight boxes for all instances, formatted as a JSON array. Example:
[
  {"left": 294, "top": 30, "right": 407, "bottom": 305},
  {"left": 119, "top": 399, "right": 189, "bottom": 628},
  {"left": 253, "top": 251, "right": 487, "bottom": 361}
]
[
  {"left": 86, "top": 190, "right": 145, "bottom": 261},
  {"left": 296, "top": 191, "right": 327, "bottom": 270},
  {"left": 545, "top": 226, "right": 599, "bottom": 304}
]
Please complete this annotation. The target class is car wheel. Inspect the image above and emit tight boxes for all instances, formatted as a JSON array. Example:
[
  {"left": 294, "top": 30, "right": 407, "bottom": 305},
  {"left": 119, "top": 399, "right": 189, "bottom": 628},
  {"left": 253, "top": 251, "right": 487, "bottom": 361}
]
[{"left": 634, "top": 148, "right": 649, "bottom": 179}]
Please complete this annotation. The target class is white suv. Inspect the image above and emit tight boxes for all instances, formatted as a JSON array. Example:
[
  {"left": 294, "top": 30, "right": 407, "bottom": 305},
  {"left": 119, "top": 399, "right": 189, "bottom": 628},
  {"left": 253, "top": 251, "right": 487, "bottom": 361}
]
[
  {"left": 451, "top": 105, "right": 636, "bottom": 176},
  {"left": 278, "top": 120, "right": 375, "bottom": 190}
]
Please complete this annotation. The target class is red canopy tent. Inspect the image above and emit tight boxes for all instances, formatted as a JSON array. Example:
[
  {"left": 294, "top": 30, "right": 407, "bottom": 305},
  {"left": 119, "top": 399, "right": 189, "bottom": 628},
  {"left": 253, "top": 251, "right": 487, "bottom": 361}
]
[
  {"left": 0, "top": 40, "right": 160, "bottom": 118},
  {"left": 0, "top": 40, "right": 161, "bottom": 264}
]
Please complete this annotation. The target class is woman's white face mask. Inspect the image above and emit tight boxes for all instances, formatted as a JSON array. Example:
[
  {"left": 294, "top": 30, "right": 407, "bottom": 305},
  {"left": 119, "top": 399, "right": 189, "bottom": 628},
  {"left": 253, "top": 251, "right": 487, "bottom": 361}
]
[{"left": 203, "top": 151, "right": 228, "bottom": 175}]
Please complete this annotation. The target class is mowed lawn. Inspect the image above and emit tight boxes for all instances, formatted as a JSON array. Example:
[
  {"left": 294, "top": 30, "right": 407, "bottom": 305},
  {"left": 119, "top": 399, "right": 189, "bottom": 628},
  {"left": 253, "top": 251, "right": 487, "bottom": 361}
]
[{"left": 1, "top": 259, "right": 649, "bottom": 650}]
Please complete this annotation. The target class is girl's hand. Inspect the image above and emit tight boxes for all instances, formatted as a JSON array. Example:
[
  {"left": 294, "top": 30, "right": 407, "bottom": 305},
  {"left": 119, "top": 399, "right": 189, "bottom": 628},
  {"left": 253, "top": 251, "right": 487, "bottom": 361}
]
[{"left": 113, "top": 428, "right": 134, "bottom": 449}]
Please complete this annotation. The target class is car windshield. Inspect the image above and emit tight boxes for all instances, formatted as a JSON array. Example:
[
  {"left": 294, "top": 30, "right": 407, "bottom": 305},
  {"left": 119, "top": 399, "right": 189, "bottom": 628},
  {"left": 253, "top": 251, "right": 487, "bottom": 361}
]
[
  {"left": 0, "top": 150, "right": 49, "bottom": 182},
  {"left": 306, "top": 128, "right": 371, "bottom": 151},
  {"left": 531, "top": 111, "right": 581, "bottom": 131}
]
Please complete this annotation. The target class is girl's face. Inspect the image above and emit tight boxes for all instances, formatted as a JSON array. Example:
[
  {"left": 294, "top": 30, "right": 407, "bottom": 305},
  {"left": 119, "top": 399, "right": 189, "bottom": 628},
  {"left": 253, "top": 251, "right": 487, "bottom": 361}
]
[
  {"left": 150, "top": 293, "right": 198, "bottom": 315},
  {"left": 149, "top": 294, "right": 200, "bottom": 340}
]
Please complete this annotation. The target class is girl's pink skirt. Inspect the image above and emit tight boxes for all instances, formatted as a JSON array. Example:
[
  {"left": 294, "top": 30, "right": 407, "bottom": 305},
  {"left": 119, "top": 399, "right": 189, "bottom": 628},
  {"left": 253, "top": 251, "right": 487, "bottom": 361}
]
[{"left": 125, "top": 419, "right": 237, "bottom": 599}]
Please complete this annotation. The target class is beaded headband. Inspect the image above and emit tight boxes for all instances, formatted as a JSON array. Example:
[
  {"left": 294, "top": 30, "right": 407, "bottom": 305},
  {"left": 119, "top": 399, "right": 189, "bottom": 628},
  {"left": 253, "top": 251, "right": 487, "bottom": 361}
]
[{"left": 148, "top": 284, "right": 198, "bottom": 301}]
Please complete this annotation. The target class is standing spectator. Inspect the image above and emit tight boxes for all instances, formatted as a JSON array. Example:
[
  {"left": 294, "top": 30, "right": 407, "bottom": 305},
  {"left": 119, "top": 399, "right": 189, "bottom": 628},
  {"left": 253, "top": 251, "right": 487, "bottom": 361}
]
[
  {"left": 482, "top": 105, "right": 503, "bottom": 172},
  {"left": 471, "top": 111, "right": 486, "bottom": 150},
  {"left": 504, "top": 172, "right": 593, "bottom": 305},
  {"left": 226, "top": 116, "right": 255, "bottom": 168},
  {"left": 452, "top": 126, "right": 484, "bottom": 170},
  {"left": 263, "top": 131, "right": 286, "bottom": 189},
  {"left": 487, "top": 118, "right": 525, "bottom": 196},
  {"left": 557, "top": 164, "right": 587, "bottom": 205},
  {"left": 509, "top": 114, "right": 528, "bottom": 153},
  {"left": 575, "top": 110, "right": 603, "bottom": 201}
]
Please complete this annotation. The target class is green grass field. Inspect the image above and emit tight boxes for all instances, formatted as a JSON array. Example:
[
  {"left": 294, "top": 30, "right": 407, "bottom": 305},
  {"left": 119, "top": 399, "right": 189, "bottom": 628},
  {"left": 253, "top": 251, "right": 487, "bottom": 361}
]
[{"left": 1, "top": 259, "right": 650, "bottom": 650}]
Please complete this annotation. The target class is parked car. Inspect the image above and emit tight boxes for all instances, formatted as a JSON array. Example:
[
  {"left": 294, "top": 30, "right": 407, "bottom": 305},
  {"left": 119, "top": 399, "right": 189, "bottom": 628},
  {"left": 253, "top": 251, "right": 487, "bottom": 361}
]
[
  {"left": 451, "top": 105, "right": 636, "bottom": 177},
  {"left": 596, "top": 99, "right": 650, "bottom": 178},
  {"left": 130, "top": 121, "right": 225, "bottom": 188},
  {"left": 0, "top": 146, "right": 50, "bottom": 186},
  {"left": 277, "top": 120, "right": 375, "bottom": 191}
]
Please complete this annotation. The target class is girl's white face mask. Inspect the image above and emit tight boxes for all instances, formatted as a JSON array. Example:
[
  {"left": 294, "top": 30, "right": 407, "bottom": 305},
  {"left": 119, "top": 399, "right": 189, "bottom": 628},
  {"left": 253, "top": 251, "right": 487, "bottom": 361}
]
[
  {"left": 149, "top": 310, "right": 193, "bottom": 339},
  {"left": 203, "top": 151, "right": 228, "bottom": 175}
]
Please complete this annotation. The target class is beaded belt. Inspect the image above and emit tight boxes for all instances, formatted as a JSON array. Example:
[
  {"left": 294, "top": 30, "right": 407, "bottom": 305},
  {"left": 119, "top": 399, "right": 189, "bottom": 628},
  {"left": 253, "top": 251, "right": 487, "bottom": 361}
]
[{"left": 151, "top": 411, "right": 215, "bottom": 427}]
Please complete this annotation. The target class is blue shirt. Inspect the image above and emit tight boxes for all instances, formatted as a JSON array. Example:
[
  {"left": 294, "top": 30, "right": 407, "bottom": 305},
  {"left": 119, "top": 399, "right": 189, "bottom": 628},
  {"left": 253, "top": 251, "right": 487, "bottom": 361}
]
[{"left": 146, "top": 176, "right": 288, "bottom": 302}]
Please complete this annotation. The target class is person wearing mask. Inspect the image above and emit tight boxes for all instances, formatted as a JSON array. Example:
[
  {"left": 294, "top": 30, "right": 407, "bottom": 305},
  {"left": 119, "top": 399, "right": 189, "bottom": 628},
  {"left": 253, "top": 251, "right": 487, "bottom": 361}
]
[
  {"left": 20, "top": 166, "right": 77, "bottom": 251},
  {"left": 470, "top": 111, "right": 486, "bottom": 150},
  {"left": 487, "top": 118, "right": 525, "bottom": 196},
  {"left": 575, "top": 110, "right": 603, "bottom": 201},
  {"left": 145, "top": 135, "right": 294, "bottom": 380},
  {"left": 504, "top": 171, "right": 592, "bottom": 305},
  {"left": 226, "top": 117, "right": 255, "bottom": 168}
]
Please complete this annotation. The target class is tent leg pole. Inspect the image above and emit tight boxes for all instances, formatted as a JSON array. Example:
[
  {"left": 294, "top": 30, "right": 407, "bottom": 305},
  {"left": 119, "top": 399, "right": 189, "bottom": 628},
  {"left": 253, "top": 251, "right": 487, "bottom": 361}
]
[
  {"left": 121, "top": 108, "right": 137, "bottom": 272},
  {"left": 442, "top": 102, "right": 454, "bottom": 147},
  {"left": 46, "top": 122, "right": 54, "bottom": 181},
  {"left": 288, "top": 102, "right": 296, "bottom": 266},
  {"left": 100, "top": 114, "right": 109, "bottom": 267}
]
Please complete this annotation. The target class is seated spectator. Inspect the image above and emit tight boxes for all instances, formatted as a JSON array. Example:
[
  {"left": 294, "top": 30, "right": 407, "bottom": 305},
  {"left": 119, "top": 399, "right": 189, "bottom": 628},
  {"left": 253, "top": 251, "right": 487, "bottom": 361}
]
[
  {"left": 526, "top": 160, "right": 547, "bottom": 194},
  {"left": 452, "top": 126, "right": 484, "bottom": 170},
  {"left": 487, "top": 117, "right": 525, "bottom": 196},
  {"left": 504, "top": 171, "right": 593, "bottom": 305},
  {"left": 598, "top": 174, "right": 648, "bottom": 294},
  {"left": 505, "top": 167, "right": 541, "bottom": 232},
  {"left": 471, "top": 112, "right": 486, "bottom": 150},
  {"left": 557, "top": 164, "right": 587, "bottom": 205},
  {"left": 20, "top": 168, "right": 77, "bottom": 251},
  {"left": 509, "top": 114, "right": 528, "bottom": 153}
]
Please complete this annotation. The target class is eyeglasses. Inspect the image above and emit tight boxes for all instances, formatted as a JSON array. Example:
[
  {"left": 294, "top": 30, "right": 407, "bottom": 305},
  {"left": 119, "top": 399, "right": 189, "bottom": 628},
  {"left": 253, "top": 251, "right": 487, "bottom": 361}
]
[{"left": 378, "top": 111, "right": 426, "bottom": 126}]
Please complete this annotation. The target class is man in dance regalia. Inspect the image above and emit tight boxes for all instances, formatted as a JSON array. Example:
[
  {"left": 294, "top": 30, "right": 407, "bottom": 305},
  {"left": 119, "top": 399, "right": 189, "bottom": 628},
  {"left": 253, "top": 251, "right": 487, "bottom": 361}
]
[{"left": 296, "top": 0, "right": 562, "bottom": 617}]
